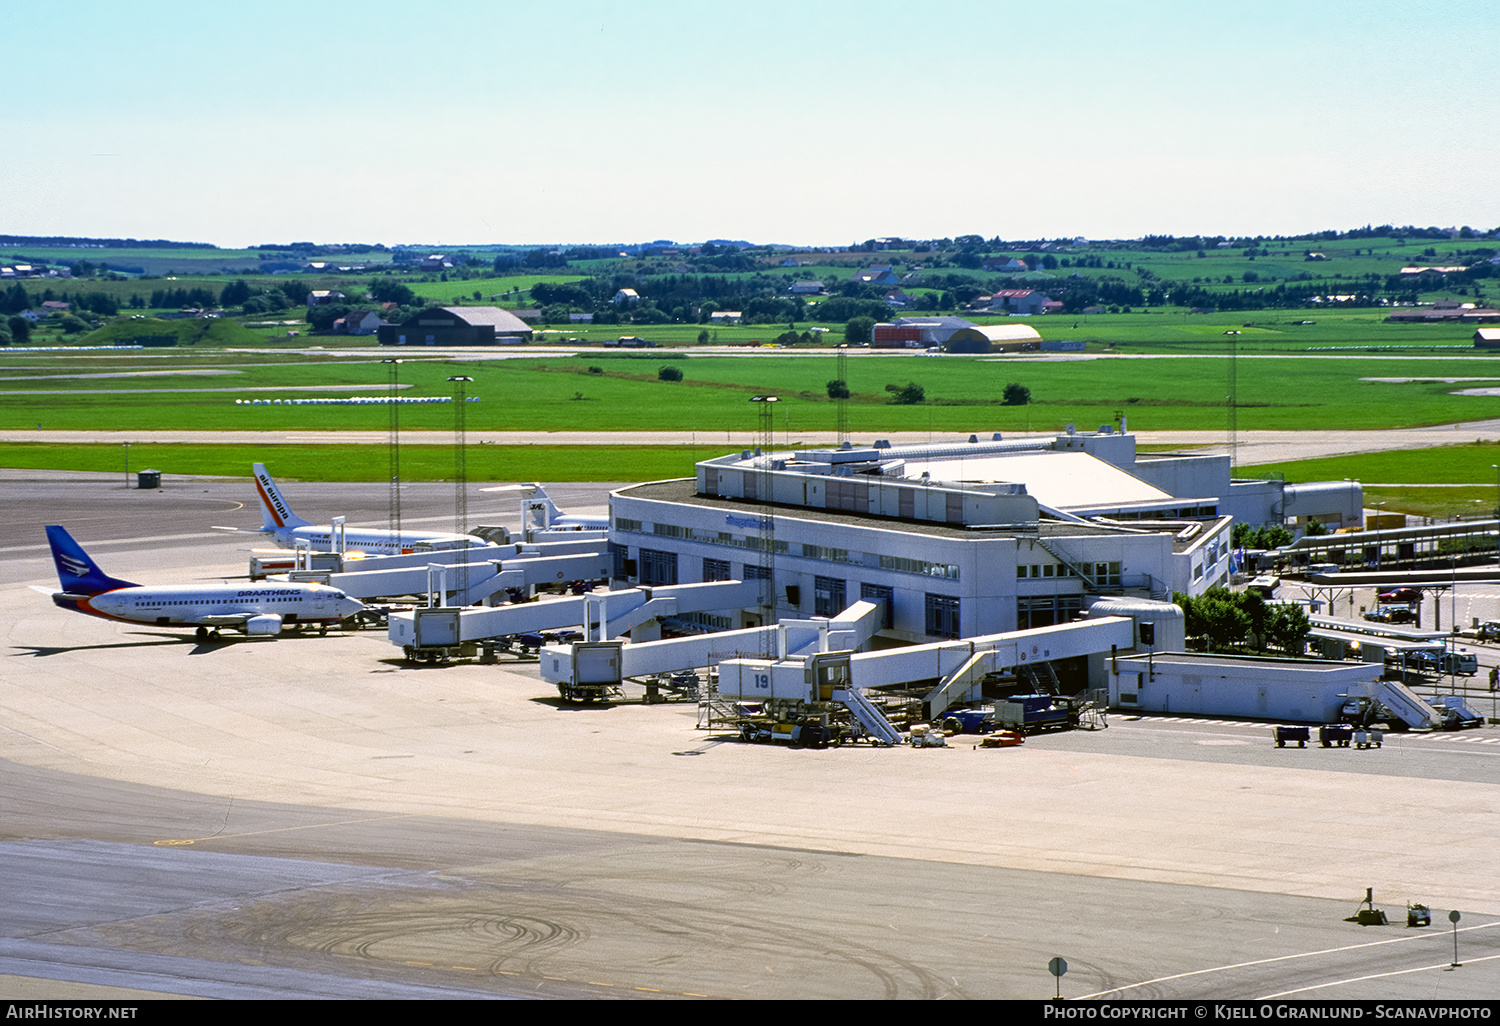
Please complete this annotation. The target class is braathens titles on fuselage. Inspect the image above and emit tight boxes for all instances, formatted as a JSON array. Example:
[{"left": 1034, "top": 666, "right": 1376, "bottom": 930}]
[{"left": 45, "top": 525, "right": 365, "bottom": 643}]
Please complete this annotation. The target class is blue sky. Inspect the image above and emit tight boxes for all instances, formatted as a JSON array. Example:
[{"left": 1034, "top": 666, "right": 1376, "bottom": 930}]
[{"left": 4, "top": 0, "right": 1497, "bottom": 248}]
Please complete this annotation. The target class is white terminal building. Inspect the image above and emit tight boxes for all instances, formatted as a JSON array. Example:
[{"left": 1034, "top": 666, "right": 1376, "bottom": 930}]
[{"left": 607, "top": 426, "right": 1361, "bottom": 644}]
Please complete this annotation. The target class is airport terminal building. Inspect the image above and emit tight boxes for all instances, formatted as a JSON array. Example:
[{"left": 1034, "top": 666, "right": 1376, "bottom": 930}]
[{"left": 607, "top": 428, "right": 1360, "bottom": 644}]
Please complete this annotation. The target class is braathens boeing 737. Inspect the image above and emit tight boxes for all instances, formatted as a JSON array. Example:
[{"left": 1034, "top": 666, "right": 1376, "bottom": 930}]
[
  {"left": 45, "top": 525, "right": 366, "bottom": 642},
  {"left": 251, "top": 462, "right": 493, "bottom": 556}
]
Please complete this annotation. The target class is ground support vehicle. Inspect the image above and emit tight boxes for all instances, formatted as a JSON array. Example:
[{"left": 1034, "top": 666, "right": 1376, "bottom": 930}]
[
  {"left": 1274, "top": 725, "right": 1310, "bottom": 747},
  {"left": 1407, "top": 904, "right": 1431, "bottom": 928},
  {"left": 993, "top": 694, "right": 1077, "bottom": 734},
  {"left": 1354, "top": 729, "right": 1384, "bottom": 749},
  {"left": 1319, "top": 723, "right": 1353, "bottom": 748}
]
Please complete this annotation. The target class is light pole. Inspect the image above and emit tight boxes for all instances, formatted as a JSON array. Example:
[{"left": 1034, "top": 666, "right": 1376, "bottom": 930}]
[{"left": 122, "top": 442, "right": 132, "bottom": 488}]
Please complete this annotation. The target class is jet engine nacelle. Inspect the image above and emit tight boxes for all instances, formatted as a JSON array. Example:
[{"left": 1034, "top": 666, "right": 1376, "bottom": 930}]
[{"left": 245, "top": 614, "right": 283, "bottom": 636}]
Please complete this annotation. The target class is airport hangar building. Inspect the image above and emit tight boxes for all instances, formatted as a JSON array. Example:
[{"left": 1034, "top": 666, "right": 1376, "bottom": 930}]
[{"left": 606, "top": 427, "right": 1361, "bottom": 645}]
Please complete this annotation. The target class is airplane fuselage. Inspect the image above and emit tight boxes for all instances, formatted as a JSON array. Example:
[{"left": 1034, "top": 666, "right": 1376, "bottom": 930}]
[
  {"left": 268, "top": 525, "right": 491, "bottom": 557},
  {"left": 54, "top": 583, "right": 363, "bottom": 630}
]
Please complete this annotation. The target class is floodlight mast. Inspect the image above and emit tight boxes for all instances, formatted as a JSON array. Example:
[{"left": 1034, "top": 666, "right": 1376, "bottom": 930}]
[
  {"left": 750, "top": 395, "right": 779, "bottom": 653},
  {"left": 449, "top": 375, "right": 474, "bottom": 601},
  {"left": 383, "top": 359, "right": 403, "bottom": 546}
]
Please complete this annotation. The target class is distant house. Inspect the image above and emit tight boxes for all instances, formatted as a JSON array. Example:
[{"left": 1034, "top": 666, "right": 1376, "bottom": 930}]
[
  {"left": 17, "top": 309, "right": 42, "bottom": 322},
  {"left": 787, "top": 280, "right": 824, "bottom": 294},
  {"left": 710, "top": 311, "right": 742, "bottom": 324},
  {"left": 780, "top": 257, "right": 800, "bottom": 267},
  {"left": 1303, "top": 252, "right": 1328, "bottom": 261},
  {"left": 419, "top": 254, "right": 454, "bottom": 271},
  {"left": 1475, "top": 328, "right": 1500, "bottom": 348},
  {"left": 341, "top": 310, "right": 384, "bottom": 336},
  {"left": 40, "top": 300, "right": 71, "bottom": 313},
  {"left": 307, "top": 290, "right": 346, "bottom": 306},
  {"left": 612, "top": 288, "right": 641, "bottom": 306},
  {"left": 569, "top": 313, "right": 594, "bottom": 323},
  {"left": 850, "top": 267, "right": 898, "bottom": 286},
  {"left": 982, "top": 257, "right": 1028, "bottom": 273},
  {"left": 884, "top": 289, "right": 913, "bottom": 308},
  {"left": 377, "top": 306, "right": 533, "bottom": 346},
  {"left": 989, "top": 289, "right": 1052, "bottom": 315}
]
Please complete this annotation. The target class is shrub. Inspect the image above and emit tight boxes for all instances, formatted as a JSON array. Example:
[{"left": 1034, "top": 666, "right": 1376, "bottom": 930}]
[
  {"left": 1002, "top": 382, "right": 1031, "bottom": 405},
  {"left": 658, "top": 366, "right": 683, "bottom": 382}
]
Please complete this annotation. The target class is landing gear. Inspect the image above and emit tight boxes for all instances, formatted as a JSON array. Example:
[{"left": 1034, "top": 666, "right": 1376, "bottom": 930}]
[{"left": 195, "top": 626, "right": 208, "bottom": 643}]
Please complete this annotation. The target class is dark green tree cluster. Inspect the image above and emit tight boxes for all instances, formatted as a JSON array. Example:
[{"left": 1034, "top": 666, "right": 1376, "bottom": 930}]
[
  {"left": 1174, "top": 588, "right": 1310, "bottom": 656},
  {"left": 884, "top": 381, "right": 925, "bottom": 404},
  {"left": 1002, "top": 383, "right": 1031, "bottom": 405},
  {"left": 1231, "top": 522, "right": 1294, "bottom": 550}
]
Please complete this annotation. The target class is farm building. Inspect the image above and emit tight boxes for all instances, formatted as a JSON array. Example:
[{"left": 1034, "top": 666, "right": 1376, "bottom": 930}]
[{"left": 376, "top": 306, "right": 533, "bottom": 346}]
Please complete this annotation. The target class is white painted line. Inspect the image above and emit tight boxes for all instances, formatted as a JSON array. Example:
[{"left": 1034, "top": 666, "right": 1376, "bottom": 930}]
[
  {"left": 1257, "top": 951, "right": 1500, "bottom": 998},
  {"left": 1076, "top": 921, "right": 1500, "bottom": 999}
]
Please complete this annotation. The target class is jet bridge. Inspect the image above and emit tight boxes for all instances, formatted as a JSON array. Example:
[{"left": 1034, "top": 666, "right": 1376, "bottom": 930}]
[
  {"left": 539, "top": 600, "right": 886, "bottom": 701},
  {"left": 285, "top": 550, "right": 611, "bottom": 604},
  {"left": 389, "top": 579, "right": 762, "bottom": 659},
  {"left": 715, "top": 617, "right": 1136, "bottom": 717}
]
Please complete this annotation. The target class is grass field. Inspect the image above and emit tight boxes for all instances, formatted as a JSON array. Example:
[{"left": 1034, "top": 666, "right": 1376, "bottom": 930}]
[
  {"left": 0, "top": 442, "right": 726, "bottom": 483},
  {"left": 7, "top": 349, "right": 1500, "bottom": 434}
]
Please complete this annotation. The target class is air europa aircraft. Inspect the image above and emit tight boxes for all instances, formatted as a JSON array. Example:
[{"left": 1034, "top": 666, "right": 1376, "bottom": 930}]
[
  {"left": 45, "top": 525, "right": 366, "bottom": 642},
  {"left": 252, "top": 463, "right": 493, "bottom": 556}
]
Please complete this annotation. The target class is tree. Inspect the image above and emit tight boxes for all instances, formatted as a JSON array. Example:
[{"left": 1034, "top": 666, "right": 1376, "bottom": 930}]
[
  {"left": 826, "top": 379, "right": 850, "bottom": 399},
  {"left": 1002, "top": 382, "right": 1031, "bottom": 405},
  {"left": 219, "top": 279, "right": 252, "bottom": 308},
  {"left": 696, "top": 328, "right": 710, "bottom": 344},
  {"left": 844, "top": 315, "right": 876, "bottom": 345},
  {"left": 1266, "top": 603, "right": 1310, "bottom": 656},
  {"left": 885, "top": 381, "right": 924, "bottom": 404},
  {"left": 658, "top": 365, "right": 683, "bottom": 382}
]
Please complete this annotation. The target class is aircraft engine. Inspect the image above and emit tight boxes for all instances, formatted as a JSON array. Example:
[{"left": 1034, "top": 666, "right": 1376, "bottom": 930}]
[{"left": 245, "top": 614, "right": 283, "bottom": 635}]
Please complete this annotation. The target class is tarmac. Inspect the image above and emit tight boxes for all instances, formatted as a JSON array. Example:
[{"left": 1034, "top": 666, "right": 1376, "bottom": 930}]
[{"left": 2, "top": 474, "right": 1499, "bottom": 1000}]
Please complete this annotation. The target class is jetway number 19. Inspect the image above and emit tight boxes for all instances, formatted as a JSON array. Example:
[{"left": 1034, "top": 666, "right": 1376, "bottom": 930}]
[{"left": 754, "top": 673, "right": 770, "bottom": 690}]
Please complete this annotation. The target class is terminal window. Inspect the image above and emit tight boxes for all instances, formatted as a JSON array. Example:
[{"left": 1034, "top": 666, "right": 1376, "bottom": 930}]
[
  {"left": 639, "top": 548, "right": 679, "bottom": 586},
  {"left": 925, "top": 593, "right": 960, "bottom": 638},
  {"left": 814, "top": 576, "right": 846, "bottom": 617}
]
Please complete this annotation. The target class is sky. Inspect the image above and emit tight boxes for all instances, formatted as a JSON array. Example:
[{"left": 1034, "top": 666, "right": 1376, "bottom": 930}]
[{"left": 4, "top": 0, "right": 1498, "bottom": 249}]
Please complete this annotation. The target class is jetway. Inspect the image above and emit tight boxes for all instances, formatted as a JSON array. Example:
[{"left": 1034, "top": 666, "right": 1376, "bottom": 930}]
[
  {"left": 286, "top": 550, "right": 611, "bottom": 604},
  {"left": 540, "top": 600, "right": 886, "bottom": 700},
  {"left": 389, "top": 579, "right": 762, "bottom": 660},
  {"left": 717, "top": 617, "right": 1135, "bottom": 710}
]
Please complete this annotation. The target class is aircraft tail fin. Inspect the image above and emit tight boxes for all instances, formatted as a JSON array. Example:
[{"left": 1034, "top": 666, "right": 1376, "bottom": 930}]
[
  {"left": 528, "top": 484, "right": 566, "bottom": 523},
  {"left": 252, "top": 463, "right": 312, "bottom": 531},
  {"left": 45, "top": 526, "right": 139, "bottom": 596}
]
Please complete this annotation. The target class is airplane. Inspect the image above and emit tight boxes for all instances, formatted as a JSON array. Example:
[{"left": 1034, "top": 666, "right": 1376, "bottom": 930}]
[
  {"left": 251, "top": 463, "right": 495, "bottom": 556},
  {"left": 44, "top": 525, "right": 367, "bottom": 643},
  {"left": 480, "top": 483, "right": 610, "bottom": 532}
]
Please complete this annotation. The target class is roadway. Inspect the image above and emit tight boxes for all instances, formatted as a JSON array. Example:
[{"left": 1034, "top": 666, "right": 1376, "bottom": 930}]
[{"left": 2, "top": 475, "right": 1498, "bottom": 1000}]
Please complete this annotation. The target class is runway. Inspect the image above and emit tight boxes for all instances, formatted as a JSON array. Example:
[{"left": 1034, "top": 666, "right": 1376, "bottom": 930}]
[{"left": 3, "top": 474, "right": 1498, "bottom": 999}]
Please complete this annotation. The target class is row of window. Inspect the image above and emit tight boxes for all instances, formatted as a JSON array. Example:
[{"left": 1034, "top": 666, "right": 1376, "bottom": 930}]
[
  {"left": 625, "top": 546, "right": 946, "bottom": 636},
  {"left": 1016, "top": 561, "right": 1120, "bottom": 587},
  {"left": 614, "top": 519, "right": 959, "bottom": 580}
]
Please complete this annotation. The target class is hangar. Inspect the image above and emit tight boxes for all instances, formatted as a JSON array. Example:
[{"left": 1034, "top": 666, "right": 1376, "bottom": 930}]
[{"left": 376, "top": 305, "right": 533, "bottom": 346}]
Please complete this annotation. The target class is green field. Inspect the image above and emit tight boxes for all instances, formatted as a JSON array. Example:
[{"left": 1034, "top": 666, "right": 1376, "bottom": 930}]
[
  {"left": 0, "top": 442, "right": 727, "bottom": 483},
  {"left": 6, "top": 349, "right": 1500, "bottom": 435}
]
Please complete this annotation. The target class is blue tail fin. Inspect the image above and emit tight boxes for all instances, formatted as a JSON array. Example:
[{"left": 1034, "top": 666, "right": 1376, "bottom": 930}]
[{"left": 45, "top": 526, "right": 139, "bottom": 595}]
